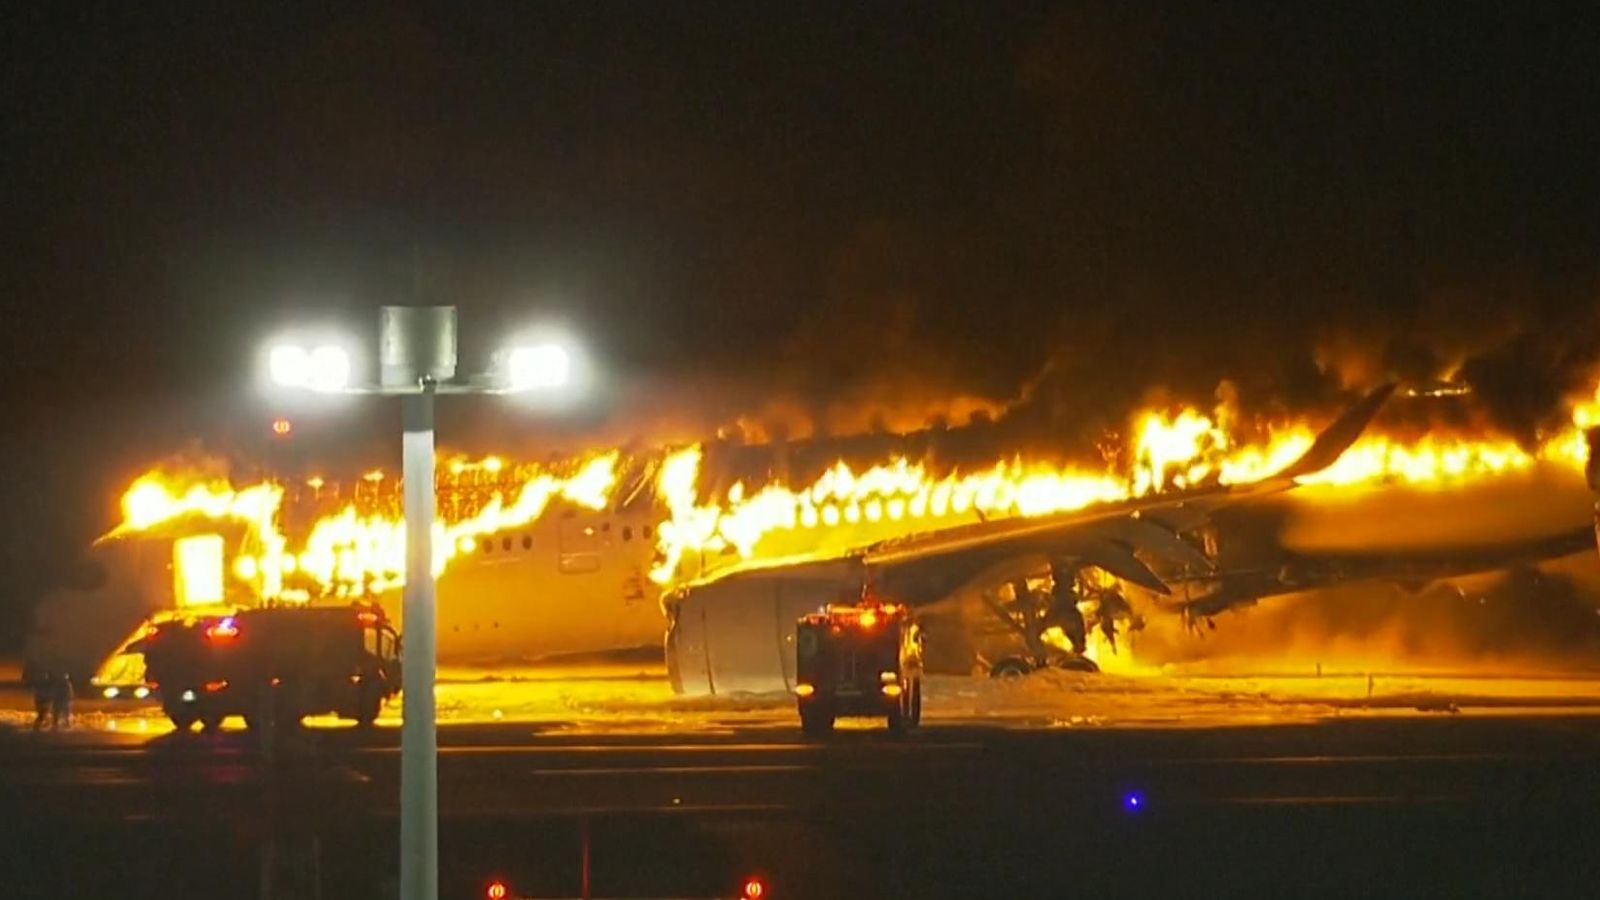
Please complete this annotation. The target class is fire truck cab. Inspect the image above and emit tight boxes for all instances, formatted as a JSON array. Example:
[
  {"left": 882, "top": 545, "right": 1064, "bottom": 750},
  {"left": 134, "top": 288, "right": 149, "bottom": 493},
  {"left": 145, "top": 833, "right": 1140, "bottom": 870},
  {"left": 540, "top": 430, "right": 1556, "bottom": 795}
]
[
  {"left": 138, "top": 602, "right": 400, "bottom": 732},
  {"left": 794, "top": 597, "right": 924, "bottom": 736}
]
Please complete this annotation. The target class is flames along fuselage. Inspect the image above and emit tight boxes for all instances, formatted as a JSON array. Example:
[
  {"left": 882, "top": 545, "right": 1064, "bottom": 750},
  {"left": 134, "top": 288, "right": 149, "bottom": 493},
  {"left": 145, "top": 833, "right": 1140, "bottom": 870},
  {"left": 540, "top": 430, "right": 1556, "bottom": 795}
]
[{"left": 35, "top": 380, "right": 1600, "bottom": 692}]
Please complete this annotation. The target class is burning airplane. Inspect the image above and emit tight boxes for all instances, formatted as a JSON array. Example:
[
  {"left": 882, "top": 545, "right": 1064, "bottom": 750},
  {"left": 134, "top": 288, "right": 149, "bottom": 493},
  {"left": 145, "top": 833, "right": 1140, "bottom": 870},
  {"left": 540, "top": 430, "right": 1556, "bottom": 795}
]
[{"left": 27, "top": 377, "right": 1600, "bottom": 695}]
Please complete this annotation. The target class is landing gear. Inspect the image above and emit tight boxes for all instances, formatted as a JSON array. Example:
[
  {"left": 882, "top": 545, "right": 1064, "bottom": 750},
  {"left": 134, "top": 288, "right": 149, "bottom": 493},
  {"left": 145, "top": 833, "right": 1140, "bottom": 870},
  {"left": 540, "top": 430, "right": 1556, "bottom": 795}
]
[
  {"left": 1053, "top": 653, "right": 1100, "bottom": 674},
  {"left": 988, "top": 653, "right": 1098, "bottom": 679},
  {"left": 989, "top": 657, "right": 1033, "bottom": 680}
]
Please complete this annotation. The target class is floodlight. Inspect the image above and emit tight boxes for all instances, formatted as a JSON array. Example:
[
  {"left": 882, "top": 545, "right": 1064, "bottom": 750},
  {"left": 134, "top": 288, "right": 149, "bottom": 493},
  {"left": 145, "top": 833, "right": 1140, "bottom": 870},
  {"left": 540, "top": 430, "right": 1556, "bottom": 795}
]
[
  {"left": 268, "top": 345, "right": 311, "bottom": 388},
  {"left": 306, "top": 345, "right": 352, "bottom": 392},
  {"left": 505, "top": 343, "right": 571, "bottom": 391}
]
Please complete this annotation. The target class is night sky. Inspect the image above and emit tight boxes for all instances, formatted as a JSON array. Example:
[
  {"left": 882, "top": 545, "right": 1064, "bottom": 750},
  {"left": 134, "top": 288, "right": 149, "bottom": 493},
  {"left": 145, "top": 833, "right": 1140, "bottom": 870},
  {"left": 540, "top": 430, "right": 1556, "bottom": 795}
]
[{"left": 3, "top": 3, "right": 1600, "bottom": 641}]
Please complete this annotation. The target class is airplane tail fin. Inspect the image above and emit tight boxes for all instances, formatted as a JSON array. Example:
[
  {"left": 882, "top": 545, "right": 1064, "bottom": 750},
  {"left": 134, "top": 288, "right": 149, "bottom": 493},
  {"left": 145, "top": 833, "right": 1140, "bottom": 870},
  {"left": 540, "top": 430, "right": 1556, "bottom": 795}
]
[{"left": 1266, "top": 382, "right": 1396, "bottom": 484}]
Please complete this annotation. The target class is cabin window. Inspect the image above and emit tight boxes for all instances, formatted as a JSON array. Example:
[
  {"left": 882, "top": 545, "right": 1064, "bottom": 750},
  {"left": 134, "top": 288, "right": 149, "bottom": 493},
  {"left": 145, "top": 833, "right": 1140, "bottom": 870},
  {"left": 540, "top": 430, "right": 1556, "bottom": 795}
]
[
  {"left": 642, "top": 525, "right": 652, "bottom": 539},
  {"left": 502, "top": 536, "right": 512, "bottom": 552},
  {"left": 483, "top": 541, "right": 493, "bottom": 554},
  {"left": 622, "top": 526, "right": 633, "bottom": 541},
  {"left": 521, "top": 535, "right": 533, "bottom": 551}
]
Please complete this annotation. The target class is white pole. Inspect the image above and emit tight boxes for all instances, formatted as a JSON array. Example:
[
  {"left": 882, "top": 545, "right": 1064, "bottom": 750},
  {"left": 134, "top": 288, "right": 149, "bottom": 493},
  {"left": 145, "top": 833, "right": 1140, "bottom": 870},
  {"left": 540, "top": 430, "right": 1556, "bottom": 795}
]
[{"left": 400, "top": 388, "right": 438, "bottom": 900}]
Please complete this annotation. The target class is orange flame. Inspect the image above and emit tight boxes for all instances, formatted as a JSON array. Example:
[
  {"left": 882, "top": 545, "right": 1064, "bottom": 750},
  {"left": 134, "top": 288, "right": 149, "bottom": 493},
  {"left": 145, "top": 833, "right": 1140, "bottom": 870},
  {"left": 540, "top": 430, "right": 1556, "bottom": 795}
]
[{"left": 111, "top": 381, "right": 1600, "bottom": 602}]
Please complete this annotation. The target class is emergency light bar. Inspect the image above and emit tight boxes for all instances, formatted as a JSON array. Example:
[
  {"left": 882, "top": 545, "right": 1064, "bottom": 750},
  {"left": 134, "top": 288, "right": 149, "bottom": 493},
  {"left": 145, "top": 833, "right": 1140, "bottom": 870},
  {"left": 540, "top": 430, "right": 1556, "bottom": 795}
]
[{"left": 204, "top": 617, "right": 239, "bottom": 640}]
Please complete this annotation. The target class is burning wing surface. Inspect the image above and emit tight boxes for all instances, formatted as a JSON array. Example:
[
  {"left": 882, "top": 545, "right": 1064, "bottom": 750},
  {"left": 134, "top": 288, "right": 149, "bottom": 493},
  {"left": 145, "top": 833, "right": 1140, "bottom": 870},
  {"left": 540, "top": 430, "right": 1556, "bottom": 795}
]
[
  {"left": 666, "top": 386, "right": 1396, "bottom": 695},
  {"left": 862, "top": 383, "right": 1397, "bottom": 603}
]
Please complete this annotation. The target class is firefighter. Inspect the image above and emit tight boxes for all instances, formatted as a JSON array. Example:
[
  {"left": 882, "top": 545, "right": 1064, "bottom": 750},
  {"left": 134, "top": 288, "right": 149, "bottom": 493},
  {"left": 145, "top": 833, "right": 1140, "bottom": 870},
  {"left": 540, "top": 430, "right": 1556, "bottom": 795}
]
[
  {"left": 1046, "top": 561, "right": 1088, "bottom": 655},
  {"left": 27, "top": 663, "right": 53, "bottom": 731},
  {"left": 50, "top": 671, "right": 74, "bottom": 729}
]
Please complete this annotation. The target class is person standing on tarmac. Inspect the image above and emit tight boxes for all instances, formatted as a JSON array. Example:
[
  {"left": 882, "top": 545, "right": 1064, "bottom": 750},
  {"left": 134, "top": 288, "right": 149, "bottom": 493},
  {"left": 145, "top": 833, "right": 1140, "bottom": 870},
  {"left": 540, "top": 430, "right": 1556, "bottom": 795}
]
[
  {"left": 49, "top": 671, "right": 74, "bottom": 729},
  {"left": 27, "top": 663, "right": 54, "bottom": 731}
]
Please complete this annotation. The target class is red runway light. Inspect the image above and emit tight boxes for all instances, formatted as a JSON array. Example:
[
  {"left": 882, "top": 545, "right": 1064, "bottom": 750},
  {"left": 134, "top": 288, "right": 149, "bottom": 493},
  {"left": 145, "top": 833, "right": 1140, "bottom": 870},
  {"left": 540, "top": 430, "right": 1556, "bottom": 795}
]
[
  {"left": 271, "top": 417, "right": 293, "bottom": 436},
  {"left": 485, "top": 880, "right": 509, "bottom": 900},
  {"left": 743, "top": 876, "right": 767, "bottom": 898}
]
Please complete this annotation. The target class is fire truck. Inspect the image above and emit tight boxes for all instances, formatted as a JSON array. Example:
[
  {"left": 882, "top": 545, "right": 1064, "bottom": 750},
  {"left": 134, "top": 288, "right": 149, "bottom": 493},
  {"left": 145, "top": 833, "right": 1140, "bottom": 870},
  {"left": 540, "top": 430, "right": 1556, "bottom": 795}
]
[
  {"left": 137, "top": 602, "right": 401, "bottom": 732},
  {"left": 794, "top": 596, "right": 924, "bottom": 736}
]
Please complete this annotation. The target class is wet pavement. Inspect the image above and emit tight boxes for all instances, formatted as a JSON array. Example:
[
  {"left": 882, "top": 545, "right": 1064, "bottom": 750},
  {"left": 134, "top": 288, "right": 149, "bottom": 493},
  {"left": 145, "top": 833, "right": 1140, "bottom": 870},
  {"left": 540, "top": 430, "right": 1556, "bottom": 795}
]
[{"left": 4, "top": 677, "right": 1600, "bottom": 898}]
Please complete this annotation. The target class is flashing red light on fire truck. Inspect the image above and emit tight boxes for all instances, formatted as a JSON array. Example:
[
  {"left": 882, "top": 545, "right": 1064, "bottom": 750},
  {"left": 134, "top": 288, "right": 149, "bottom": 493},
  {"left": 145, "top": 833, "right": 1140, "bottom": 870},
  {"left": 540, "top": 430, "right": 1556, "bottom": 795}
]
[{"left": 205, "top": 617, "right": 239, "bottom": 640}]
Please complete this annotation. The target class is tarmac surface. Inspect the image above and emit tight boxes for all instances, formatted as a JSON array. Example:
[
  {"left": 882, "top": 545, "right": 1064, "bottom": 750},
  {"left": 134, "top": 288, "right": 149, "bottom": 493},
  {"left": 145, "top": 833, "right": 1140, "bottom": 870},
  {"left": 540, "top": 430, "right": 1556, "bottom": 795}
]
[{"left": 4, "top": 669, "right": 1600, "bottom": 898}]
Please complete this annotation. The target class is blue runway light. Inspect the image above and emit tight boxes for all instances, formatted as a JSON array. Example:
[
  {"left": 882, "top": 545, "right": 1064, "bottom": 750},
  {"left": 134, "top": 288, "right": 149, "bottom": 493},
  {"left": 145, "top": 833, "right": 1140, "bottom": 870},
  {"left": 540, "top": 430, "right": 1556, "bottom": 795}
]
[{"left": 1124, "top": 791, "right": 1144, "bottom": 811}]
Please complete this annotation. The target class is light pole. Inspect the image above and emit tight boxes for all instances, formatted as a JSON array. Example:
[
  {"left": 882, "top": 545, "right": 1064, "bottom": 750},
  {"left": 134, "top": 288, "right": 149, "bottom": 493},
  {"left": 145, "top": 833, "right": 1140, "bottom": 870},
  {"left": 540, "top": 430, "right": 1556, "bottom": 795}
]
[{"left": 267, "top": 306, "right": 576, "bottom": 900}]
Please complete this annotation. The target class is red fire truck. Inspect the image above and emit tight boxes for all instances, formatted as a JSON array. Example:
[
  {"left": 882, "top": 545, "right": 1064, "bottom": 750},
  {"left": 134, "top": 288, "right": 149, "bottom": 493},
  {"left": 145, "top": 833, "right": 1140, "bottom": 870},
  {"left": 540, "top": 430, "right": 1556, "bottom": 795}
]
[
  {"left": 794, "top": 596, "right": 924, "bottom": 736},
  {"left": 138, "top": 602, "right": 401, "bottom": 732}
]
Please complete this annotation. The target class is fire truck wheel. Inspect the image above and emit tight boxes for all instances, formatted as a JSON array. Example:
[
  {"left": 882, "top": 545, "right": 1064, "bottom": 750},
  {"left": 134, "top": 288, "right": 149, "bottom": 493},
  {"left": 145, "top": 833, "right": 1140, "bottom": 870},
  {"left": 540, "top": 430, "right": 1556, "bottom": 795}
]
[
  {"left": 800, "top": 707, "right": 834, "bottom": 737},
  {"left": 888, "top": 685, "right": 916, "bottom": 734},
  {"left": 354, "top": 690, "right": 382, "bottom": 727},
  {"left": 165, "top": 705, "right": 197, "bottom": 732}
]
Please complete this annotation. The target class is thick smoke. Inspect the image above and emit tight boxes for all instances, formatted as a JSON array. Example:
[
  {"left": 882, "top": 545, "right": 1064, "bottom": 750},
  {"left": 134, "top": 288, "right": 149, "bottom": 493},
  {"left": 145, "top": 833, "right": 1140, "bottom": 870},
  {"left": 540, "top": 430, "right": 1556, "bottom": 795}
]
[{"left": 1129, "top": 566, "right": 1600, "bottom": 675}]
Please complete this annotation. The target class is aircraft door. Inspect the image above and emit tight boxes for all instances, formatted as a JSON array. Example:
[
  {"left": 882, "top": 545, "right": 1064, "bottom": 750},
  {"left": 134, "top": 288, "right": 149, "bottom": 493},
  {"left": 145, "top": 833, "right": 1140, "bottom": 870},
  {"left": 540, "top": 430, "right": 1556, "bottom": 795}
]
[{"left": 558, "top": 517, "right": 603, "bottom": 574}]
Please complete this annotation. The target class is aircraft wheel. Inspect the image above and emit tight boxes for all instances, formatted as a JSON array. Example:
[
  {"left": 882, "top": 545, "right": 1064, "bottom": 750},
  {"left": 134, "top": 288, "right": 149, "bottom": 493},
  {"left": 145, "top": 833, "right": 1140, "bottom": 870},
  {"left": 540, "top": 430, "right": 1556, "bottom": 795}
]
[
  {"left": 989, "top": 657, "right": 1032, "bottom": 680},
  {"left": 910, "top": 680, "right": 923, "bottom": 727},
  {"left": 199, "top": 713, "right": 224, "bottom": 733},
  {"left": 1054, "top": 654, "right": 1100, "bottom": 674}
]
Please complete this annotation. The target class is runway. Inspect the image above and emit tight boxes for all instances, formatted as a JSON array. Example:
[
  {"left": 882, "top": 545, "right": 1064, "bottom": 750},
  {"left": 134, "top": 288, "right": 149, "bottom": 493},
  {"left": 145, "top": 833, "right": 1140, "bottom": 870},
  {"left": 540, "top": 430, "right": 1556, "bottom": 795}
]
[{"left": 5, "top": 709, "right": 1600, "bottom": 898}]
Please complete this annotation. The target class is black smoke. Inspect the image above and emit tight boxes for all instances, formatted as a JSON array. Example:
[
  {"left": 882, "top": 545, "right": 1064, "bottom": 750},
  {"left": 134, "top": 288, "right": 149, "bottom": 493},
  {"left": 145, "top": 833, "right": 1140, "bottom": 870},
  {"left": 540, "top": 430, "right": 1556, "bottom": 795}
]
[{"left": 4, "top": 4, "right": 1600, "bottom": 646}]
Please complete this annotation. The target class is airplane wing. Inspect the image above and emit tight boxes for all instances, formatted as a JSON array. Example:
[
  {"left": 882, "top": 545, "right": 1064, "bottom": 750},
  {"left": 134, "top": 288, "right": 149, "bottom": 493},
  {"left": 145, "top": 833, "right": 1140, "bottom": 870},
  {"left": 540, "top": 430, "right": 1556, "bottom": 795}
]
[
  {"left": 862, "top": 383, "right": 1397, "bottom": 602},
  {"left": 1164, "top": 524, "right": 1596, "bottom": 619},
  {"left": 665, "top": 383, "right": 1399, "bottom": 695}
]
